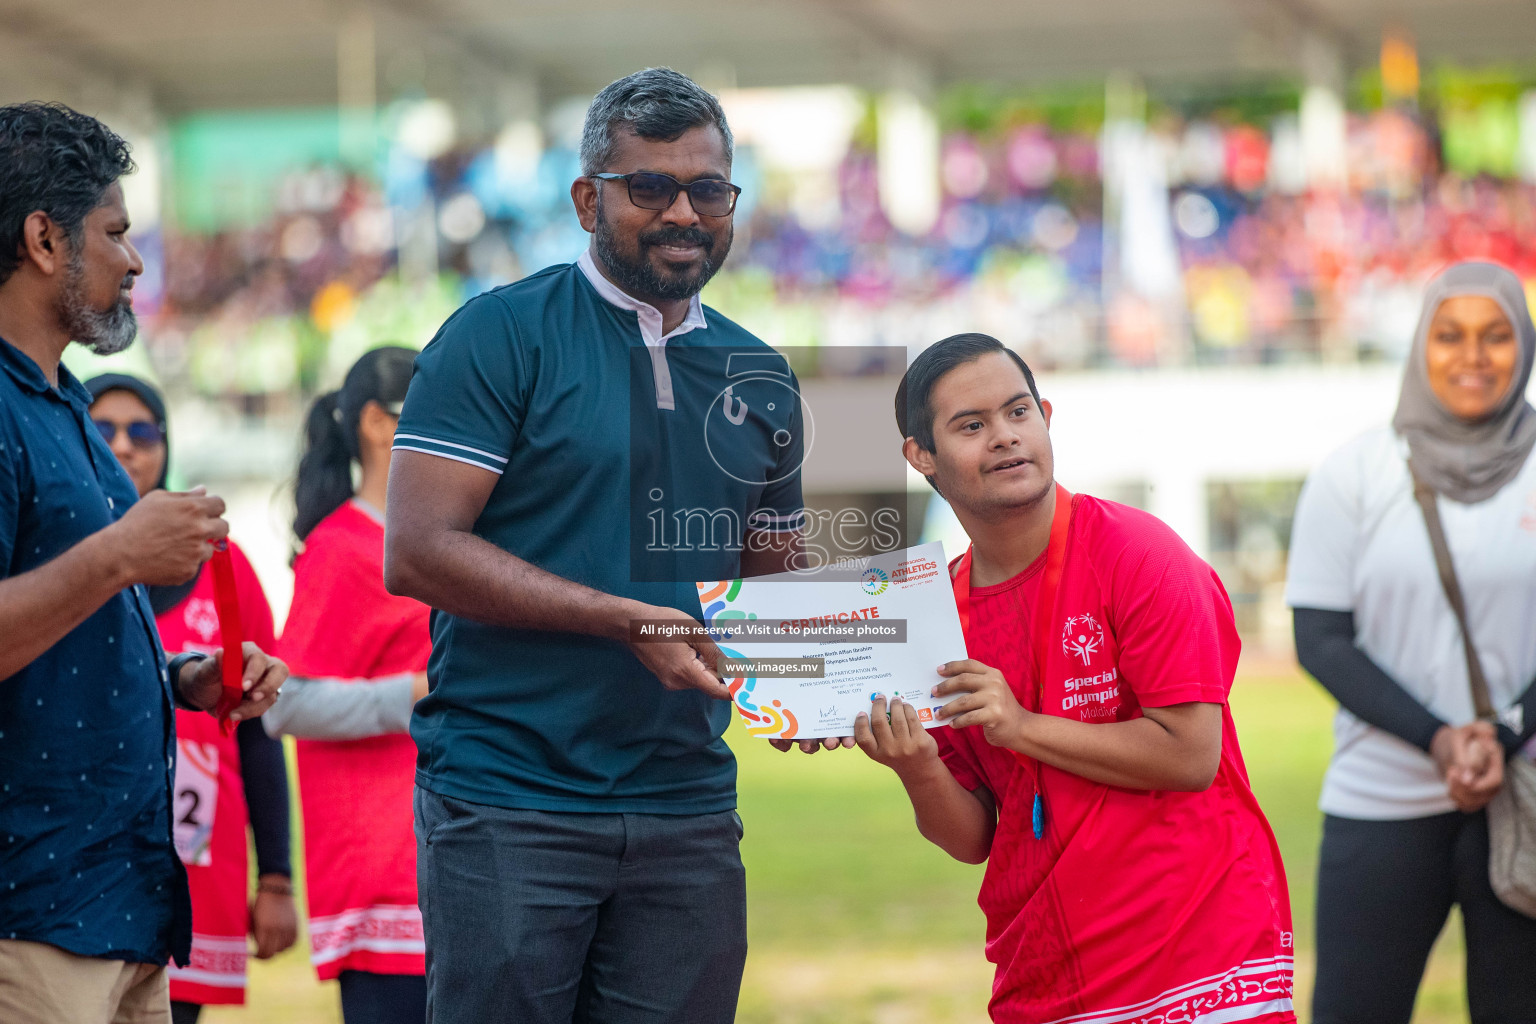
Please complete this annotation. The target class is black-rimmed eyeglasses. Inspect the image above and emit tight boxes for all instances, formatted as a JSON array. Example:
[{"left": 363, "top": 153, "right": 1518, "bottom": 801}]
[{"left": 590, "top": 172, "right": 741, "bottom": 217}]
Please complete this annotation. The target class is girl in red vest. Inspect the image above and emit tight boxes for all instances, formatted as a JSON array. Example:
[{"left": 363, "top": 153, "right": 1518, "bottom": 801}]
[
  {"left": 263, "top": 347, "right": 429, "bottom": 1024},
  {"left": 86, "top": 374, "right": 298, "bottom": 1024}
]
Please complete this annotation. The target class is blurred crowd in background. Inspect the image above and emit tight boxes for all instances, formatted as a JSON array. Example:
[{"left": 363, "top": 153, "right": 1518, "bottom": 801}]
[{"left": 114, "top": 67, "right": 1536, "bottom": 425}]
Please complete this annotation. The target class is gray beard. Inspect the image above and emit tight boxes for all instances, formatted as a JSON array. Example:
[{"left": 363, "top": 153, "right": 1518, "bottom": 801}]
[
  {"left": 593, "top": 194, "right": 730, "bottom": 303},
  {"left": 58, "top": 253, "right": 138, "bottom": 356}
]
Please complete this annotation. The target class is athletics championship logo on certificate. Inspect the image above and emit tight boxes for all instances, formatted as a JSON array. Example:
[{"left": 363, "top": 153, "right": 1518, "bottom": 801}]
[{"left": 696, "top": 542, "right": 966, "bottom": 739}]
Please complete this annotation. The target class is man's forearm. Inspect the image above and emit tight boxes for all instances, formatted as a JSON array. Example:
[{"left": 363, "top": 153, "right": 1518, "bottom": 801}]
[
  {"left": 0, "top": 528, "right": 129, "bottom": 680},
  {"left": 386, "top": 526, "right": 643, "bottom": 639},
  {"left": 1005, "top": 709, "right": 1220, "bottom": 792},
  {"left": 739, "top": 529, "right": 805, "bottom": 578},
  {"left": 898, "top": 762, "right": 996, "bottom": 864}
]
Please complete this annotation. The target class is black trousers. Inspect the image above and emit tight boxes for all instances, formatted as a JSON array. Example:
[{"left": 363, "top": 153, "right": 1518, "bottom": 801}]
[
  {"left": 415, "top": 789, "right": 747, "bottom": 1024},
  {"left": 171, "top": 972, "right": 424, "bottom": 1024},
  {"left": 339, "top": 970, "right": 428, "bottom": 1024},
  {"left": 1313, "top": 810, "right": 1536, "bottom": 1024}
]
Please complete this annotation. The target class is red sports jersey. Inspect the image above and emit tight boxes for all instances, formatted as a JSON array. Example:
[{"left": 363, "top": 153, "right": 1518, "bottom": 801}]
[
  {"left": 279, "top": 500, "right": 430, "bottom": 980},
  {"left": 939, "top": 494, "right": 1294, "bottom": 1024},
  {"left": 155, "top": 540, "right": 277, "bottom": 1005}
]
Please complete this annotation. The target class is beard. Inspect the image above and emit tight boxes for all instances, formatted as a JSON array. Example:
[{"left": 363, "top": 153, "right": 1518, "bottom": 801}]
[
  {"left": 57, "top": 250, "right": 138, "bottom": 356},
  {"left": 593, "top": 192, "right": 732, "bottom": 303}
]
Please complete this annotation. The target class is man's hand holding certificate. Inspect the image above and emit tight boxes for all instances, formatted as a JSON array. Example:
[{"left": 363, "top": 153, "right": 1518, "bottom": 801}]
[{"left": 694, "top": 542, "right": 967, "bottom": 740}]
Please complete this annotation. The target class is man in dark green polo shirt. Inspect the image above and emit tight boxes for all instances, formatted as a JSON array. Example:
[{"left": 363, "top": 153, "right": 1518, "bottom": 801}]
[{"left": 386, "top": 68, "right": 812, "bottom": 1023}]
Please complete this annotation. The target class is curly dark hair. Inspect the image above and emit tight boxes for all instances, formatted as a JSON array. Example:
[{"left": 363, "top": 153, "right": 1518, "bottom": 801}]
[{"left": 0, "top": 102, "right": 135, "bottom": 286}]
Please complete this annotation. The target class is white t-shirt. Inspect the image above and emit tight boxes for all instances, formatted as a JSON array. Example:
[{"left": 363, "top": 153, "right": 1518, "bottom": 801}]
[{"left": 1286, "top": 425, "right": 1536, "bottom": 820}]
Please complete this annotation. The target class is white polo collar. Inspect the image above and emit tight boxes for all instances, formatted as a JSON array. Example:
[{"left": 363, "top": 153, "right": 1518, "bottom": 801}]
[{"left": 577, "top": 249, "right": 707, "bottom": 349}]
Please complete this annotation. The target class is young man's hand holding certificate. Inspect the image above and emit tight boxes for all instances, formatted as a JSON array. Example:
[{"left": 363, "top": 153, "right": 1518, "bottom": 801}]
[{"left": 694, "top": 541, "right": 967, "bottom": 740}]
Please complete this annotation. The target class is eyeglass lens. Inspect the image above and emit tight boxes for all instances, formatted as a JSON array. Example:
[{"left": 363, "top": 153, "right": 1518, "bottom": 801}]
[
  {"left": 94, "top": 420, "right": 164, "bottom": 448},
  {"left": 626, "top": 173, "right": 737, "bottom": 216}
]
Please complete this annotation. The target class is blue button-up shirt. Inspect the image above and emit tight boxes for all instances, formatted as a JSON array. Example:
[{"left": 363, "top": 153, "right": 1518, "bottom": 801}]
[{"left": 0, "top": 336, "right": 190, "bottom": 965}]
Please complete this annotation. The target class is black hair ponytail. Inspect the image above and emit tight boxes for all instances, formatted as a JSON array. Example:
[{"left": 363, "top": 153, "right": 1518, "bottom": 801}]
[
  {"left": 291, "top": 345, "right": 419, "bottom": 548},
  {"left": 293, "top": 390, "right": 354, "bottom": 543}
]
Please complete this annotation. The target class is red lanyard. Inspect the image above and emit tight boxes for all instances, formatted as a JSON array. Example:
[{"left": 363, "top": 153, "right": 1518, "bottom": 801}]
[
  {"left": 951, "top": 483, "right": 1073, "bottom": 838},
  {"left": 208, "top": 542, "right": 246, "bottom": 735}
]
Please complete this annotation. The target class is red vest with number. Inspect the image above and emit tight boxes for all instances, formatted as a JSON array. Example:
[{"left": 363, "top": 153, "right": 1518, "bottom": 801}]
[{"left": 156, "top": 540, "right": 275, "bottom": 1005}]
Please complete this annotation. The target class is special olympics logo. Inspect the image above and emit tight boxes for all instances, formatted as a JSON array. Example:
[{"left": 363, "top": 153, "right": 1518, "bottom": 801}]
[
  {"left": 861, "top": 568, "right": 890, "bottom": 596},
  {"left": 1061, "top": 614, "right": 1104, "bottom": 666},
  {"left": 183, "top": 598, "right": 220, "bottom": 646}
]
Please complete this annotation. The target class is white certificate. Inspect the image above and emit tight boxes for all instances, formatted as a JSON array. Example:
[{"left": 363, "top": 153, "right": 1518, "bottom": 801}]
[{"left": 695, "top": 542, "right": 967, "bottom": 740}]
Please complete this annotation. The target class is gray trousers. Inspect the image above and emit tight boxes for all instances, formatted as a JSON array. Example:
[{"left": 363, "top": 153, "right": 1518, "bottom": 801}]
[{"left": 415, "top": 787, "right": 747, "bottom": 1024}]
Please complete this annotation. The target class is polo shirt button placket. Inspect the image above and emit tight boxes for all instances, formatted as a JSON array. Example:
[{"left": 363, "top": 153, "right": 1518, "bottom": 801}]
[{"left": 642, "top": 312, "right": 676, "bottom": 411}]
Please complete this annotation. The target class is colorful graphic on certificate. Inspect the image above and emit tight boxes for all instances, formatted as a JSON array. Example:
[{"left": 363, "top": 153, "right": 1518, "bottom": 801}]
[{"left": 696, "top": 542, "right": 967, "bottom": 740}]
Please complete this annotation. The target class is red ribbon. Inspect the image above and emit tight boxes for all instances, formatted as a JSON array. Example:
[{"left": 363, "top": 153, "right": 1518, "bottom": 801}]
[
  {"left": 207, "top": 542, "right": 245, "bottom": 735},
  {"left": 950, "top": 484, "right": 1074, "bottom": 829}
]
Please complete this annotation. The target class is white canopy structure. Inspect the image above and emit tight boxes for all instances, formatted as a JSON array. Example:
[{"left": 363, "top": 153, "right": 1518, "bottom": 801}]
[{"left": 2, "top": 0, "right": 1533, "bottom": 117}]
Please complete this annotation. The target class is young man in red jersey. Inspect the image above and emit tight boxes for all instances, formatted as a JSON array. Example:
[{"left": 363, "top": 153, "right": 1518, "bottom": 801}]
[{"left": 855, "top": 333, "right": 1295, "bottom": 1023}]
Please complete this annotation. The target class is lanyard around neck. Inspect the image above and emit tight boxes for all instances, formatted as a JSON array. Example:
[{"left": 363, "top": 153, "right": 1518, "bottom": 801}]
[
  {"left": 952, "top": 483, "right": 1074, "bottom": 683},
  {"left": 950, "top": 483, "right": 1074, "bottom": 838}
]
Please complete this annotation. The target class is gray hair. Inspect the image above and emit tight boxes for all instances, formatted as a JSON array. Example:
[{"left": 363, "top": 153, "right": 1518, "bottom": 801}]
[{"left": 579, "top": 67, "right": 733, "bottom": 176}]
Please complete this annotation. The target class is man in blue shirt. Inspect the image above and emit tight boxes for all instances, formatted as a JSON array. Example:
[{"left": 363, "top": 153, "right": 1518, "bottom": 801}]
[
  {"left": 387, "top": 69, "right": 816, "bottom": 1023},
  {"left": 0, "top": 103, "right": 285, "bottom": 1024}
]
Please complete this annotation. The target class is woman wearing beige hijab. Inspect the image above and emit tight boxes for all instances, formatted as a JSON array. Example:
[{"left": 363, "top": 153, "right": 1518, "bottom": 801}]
[{"left": 1287, "top": 262, "right": 1536, "bottom": 1021}]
